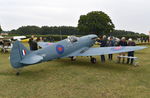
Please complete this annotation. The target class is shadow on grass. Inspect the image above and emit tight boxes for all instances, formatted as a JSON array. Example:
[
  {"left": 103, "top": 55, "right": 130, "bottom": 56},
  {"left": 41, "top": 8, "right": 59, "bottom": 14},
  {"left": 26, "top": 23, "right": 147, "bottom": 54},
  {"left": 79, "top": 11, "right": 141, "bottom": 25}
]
[
  {"left": 0, "top": 57, "right": 131, "bottom": 78},
  {"left": 55, "top": 58, "right": 130, "bottom": 72},
  {"left": 0, "top": 67, "right": 56, "bottom": 80}
]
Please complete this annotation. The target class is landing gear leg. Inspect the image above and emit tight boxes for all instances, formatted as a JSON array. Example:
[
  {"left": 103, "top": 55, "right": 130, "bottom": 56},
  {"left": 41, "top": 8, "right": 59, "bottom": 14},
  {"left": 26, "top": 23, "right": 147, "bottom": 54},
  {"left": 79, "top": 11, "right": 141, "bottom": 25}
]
[
  {"left": 71, "top": 56, "right": 76, "bottom": 61},
  {"left": 90, "top": 56, "right": 96, "bottom": 64}
]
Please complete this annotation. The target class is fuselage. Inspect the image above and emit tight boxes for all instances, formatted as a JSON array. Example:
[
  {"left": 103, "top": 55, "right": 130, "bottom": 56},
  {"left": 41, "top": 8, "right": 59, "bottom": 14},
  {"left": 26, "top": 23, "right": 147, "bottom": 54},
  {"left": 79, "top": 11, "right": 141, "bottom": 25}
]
[{"left": 32, "top": 34, "right": 98, "bottom": 61}]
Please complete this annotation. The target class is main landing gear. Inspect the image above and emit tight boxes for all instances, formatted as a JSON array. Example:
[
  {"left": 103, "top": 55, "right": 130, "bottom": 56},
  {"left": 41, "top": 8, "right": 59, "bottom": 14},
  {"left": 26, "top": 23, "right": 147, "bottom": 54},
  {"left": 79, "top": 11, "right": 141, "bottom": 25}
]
[
  {"left": 70, "top": 56, "right": 96, "bottom": 63},
  {"left": 90, "top": 56, "right": 96, "bottom": 64},
  {"left": 71, "top": 56, "right": 76, "bottom": 61}
]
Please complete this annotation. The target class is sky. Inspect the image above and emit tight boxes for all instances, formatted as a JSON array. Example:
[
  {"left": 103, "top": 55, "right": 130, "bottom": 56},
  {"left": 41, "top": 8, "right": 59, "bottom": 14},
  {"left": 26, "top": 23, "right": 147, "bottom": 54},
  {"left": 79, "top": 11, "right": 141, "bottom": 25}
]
[{"left": 0, "top": 0, "right": 150, "bottom": 34}]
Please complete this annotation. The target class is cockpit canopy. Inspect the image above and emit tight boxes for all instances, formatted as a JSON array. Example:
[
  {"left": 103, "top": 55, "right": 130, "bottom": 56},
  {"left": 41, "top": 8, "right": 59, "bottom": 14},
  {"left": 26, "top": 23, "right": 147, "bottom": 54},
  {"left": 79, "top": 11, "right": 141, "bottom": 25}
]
[{"left": 67, "top": 36, "right": 78, "bottom": 43}]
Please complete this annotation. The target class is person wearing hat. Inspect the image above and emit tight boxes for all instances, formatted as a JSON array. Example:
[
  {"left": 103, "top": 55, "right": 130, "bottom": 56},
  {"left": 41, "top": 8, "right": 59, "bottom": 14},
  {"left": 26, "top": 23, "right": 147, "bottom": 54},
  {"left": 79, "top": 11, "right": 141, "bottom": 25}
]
[{"left": 127, "top": 38, "right": 136, "bottom": 64}]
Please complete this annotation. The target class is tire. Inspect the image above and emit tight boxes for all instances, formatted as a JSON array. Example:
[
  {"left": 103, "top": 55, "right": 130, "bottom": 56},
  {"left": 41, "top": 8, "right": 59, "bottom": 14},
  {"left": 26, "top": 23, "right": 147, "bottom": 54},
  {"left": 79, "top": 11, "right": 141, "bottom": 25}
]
[
  {"left": 71, "top": 56, "right": 76, "bottom": 61},
  {"left": 91, "top": 58, "right": 96, "bottom": 64}
]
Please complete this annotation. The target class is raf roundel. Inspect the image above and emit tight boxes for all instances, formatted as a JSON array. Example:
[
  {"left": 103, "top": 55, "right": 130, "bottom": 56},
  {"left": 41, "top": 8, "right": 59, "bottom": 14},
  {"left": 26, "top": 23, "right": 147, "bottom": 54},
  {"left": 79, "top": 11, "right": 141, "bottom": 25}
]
[
  {"left": 111, "top": 46, "right": 124, "bottom": 51},
  {"left": 56, "top": 45, "right": 64, "bottom": 54}
]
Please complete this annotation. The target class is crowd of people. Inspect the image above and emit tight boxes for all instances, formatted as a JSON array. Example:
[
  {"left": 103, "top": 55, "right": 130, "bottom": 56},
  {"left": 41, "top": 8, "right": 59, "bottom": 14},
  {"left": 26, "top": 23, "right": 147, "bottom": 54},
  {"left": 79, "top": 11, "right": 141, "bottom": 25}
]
[
  {"left": 97, "top": 35, "right": 136, "bottom": 64},
  {"left": 137, "top": 37, "right": 149, "bottom": 43}
]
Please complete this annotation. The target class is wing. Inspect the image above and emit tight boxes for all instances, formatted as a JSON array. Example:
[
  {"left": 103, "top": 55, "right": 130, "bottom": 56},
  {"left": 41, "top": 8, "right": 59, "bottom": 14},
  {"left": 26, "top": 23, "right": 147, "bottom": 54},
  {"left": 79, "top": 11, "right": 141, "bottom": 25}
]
[
  {"left": 68, "top": 46, "right": 146, "bottom": 57},
  {"left": 38, "top": 42, "right": 54, "bottom": 48}
]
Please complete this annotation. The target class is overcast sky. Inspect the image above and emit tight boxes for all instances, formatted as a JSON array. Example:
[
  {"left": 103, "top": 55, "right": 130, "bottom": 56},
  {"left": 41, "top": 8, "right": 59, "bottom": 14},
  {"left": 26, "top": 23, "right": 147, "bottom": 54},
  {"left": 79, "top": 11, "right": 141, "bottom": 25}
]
[{"left": 0, "top": 0, "right": 150, "bottom": 34}]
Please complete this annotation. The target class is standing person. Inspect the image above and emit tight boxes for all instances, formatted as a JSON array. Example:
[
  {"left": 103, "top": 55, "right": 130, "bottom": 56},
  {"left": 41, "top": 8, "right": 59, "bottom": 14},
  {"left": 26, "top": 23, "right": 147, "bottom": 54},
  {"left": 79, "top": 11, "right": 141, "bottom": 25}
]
[
  {"left": 28, "top": 35, "right": 38, "bottom": 51},
  {"left": 141, "top": 37, "right": 143, "bottom": 43},
  {"left": 127, "top": 38, "right": 136, "bottom": 64},
  {"left": 36, "top": 37, "right": 43, "bottom": 49},
  {"left": 28, "top": 38, "right": 34, "bottom": 50},
  {"left": 97, "top": 35, "right": 107, "bottom": 63},
  {"left": 32, "top": 40, "right": 38, "bottom": 51},
  {"left": 146, "top": 37, "right": 149, "bottom": 43},
  {"left": 0, "top": 40, "right": 4, "bottom": 52},
  {"left": 107, "top": 37, "right": 115, "bottom": 60},
  {"left": 114, "top": 37, "right": 120, "bottom": 46},
  {"left": 117, "top": 37, "right": 127, "bottom": 63}
]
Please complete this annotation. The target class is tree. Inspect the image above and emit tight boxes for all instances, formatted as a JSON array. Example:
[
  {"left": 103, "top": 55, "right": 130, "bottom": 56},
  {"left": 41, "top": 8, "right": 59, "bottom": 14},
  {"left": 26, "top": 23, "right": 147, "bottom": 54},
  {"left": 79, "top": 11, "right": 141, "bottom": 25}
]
[
  {"left": 78, "top": 11, "right": 115, "bottom": 35},
  {"left": 0, "top": 25, "right": 2, "bottom": 33}
]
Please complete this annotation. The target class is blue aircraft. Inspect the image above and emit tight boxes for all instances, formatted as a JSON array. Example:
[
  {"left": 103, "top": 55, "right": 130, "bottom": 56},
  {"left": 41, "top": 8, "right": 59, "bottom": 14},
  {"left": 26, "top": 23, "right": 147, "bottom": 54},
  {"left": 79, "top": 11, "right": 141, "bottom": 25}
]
[{"left": 10, "top": 34, "right": 146, "bottom": 75}]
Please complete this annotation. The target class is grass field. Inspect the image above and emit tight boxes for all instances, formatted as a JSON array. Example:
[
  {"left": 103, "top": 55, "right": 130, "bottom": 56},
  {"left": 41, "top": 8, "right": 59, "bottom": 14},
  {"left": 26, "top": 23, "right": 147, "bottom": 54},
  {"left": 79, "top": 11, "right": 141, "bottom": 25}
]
[{"left": 0, "top": 44, "right": 150, "bottom": 98}]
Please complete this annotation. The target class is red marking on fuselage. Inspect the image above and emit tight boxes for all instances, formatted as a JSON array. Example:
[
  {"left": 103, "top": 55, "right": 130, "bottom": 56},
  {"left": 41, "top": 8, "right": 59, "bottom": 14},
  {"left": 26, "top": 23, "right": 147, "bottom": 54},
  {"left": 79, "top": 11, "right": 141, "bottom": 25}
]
[
  {"left": 48, "top": 43, "right": 52, "bottom": 45},
  {"left": 58, "top": 47, "right": 63, "bottom": 51},
  {"left": 114, "top": 46, "right": 122, "bottom": 50}
]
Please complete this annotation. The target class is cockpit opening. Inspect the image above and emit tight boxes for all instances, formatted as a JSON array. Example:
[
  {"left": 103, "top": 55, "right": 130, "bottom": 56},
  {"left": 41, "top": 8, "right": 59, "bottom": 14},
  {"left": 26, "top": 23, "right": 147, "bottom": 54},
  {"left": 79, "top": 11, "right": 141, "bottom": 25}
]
[{"left": 67, "top": 36, "right": 78, "bottom": 43}]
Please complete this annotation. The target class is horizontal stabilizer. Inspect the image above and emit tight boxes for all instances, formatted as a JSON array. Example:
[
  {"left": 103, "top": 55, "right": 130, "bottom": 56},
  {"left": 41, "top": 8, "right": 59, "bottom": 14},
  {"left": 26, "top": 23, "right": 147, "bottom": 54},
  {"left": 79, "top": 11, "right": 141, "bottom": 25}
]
[{"left": 20, "top": 54, "right": 43, "bottom": 65}]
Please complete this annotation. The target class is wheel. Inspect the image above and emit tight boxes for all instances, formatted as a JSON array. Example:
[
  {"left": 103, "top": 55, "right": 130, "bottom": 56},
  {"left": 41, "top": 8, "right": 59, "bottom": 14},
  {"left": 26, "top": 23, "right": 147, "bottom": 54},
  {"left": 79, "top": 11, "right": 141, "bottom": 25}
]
[
  {"left": 71, "top": 56, "right": 76, "bottom": 61},
  {"left": 91, "top": 58, "right": 96, "bottom": 64},
  {"left": 16, "top": 72, "right": 20, "bottom": 76},
  {"left": 2, "top": 48, "right": 5, "bottom": 53}
]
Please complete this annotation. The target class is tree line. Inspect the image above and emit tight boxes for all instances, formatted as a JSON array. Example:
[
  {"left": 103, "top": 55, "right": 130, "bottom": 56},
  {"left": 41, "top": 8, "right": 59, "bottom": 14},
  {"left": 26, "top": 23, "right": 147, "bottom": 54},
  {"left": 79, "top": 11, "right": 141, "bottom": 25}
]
[
  {"left": 1, "top": 11, "right": 148, "bottom": 39},
  {"left": 8, "top": 25, "right": 147, "bottom": 38},
  {"left": 10, "top": 26, "right": 78, "bottom": 35}
]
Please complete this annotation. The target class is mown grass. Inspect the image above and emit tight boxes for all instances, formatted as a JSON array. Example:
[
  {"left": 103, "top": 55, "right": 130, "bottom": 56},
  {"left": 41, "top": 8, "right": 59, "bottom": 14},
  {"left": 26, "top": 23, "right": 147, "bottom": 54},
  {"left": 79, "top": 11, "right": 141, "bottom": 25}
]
[{"left": 0, "top": 44, "right": 150, "bottom": 98}]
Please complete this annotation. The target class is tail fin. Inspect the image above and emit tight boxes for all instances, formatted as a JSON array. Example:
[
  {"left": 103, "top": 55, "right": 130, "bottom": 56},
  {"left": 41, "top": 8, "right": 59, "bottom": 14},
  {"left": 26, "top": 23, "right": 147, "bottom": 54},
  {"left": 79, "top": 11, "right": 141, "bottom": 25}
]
[{"left": 10, "top": 41, "right": 30, "bottom": 68}]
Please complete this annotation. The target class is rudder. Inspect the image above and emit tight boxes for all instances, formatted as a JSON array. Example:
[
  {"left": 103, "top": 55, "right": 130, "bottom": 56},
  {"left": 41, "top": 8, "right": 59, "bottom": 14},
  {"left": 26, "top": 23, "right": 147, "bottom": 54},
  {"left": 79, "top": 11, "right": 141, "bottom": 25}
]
[{"left": 10, "top": 41, "right": 30, "bottom": 68}]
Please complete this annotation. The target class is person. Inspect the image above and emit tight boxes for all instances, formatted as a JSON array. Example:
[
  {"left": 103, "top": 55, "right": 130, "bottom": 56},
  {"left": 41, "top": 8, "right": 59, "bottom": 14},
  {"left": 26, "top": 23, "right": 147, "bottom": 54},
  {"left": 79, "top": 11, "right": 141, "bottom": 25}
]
[
  {"left": 147, "top": 37, "right": 149, "bottom": 43},
  {"left": 114, "top": 37, "right": 120, "bottom": 46},
  {"left": 107, "top": 36, "right": 115, "bottom": 60},
  {"left": 141, "top": 37, "right": 143, "bottom": 43},
  {"left": 137, "top": 38, "right": 140, "bottom": 43},
  {"left": 0, "top": 40, "right": 4, "bottom": 52},
  {"left": 36, "top": 37, "right": 43, "bottom": 49},
  {"left": 28, "top": 35, "right": 34, "bottom": 50},
  {"left": 144, "top": 37, "right": 147, "bottom": 43},
  {"left": 36, "top": 37, "right": 43, "bottom": 42},
  {"left": 117, "top": 37, "right": 127, "bottom": 63},
  {"left": 28, "top": 35, "right": 38, "bottom": 51},
  {"left": 0, "top": 40, "right": 4, "bottom": 47},
  {"left": 127, "top": 38, "right": 136, "bottom": 64},
  {"left": 97, "top": 35, "right": 107, "bottom": 62}
]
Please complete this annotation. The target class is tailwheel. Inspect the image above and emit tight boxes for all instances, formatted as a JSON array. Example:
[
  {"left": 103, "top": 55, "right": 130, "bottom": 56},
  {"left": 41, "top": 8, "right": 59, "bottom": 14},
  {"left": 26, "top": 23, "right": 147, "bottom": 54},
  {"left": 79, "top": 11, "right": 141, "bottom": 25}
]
[
  {"left": 16, "top": 72, "right": 20, "bottom": 76},
  {"left": 91, "top": 57, "right": 96, "bottom": 64},
  {"left": 71, "top": 56, "right": 76, "bottom": 61}
]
